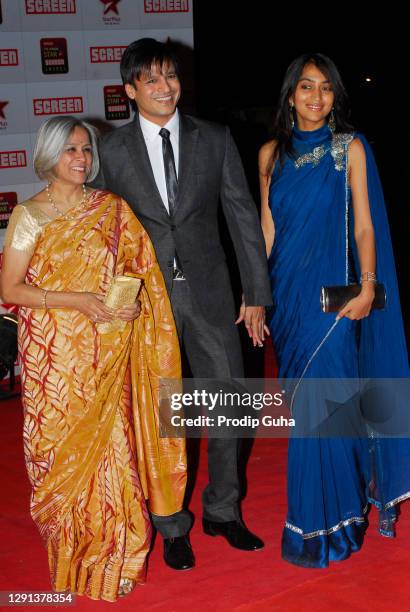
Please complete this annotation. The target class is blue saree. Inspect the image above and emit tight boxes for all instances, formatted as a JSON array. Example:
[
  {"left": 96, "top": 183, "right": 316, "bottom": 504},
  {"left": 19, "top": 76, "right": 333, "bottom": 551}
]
[{"left": 268, "top": 123, "right": 410, "bottom": 568}]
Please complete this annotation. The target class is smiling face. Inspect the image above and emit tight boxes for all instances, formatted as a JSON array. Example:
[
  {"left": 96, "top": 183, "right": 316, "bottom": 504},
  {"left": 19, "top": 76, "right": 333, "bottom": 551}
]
[
  {"left": 52, "top": 126, "right": 92, "bottom": 185},
  {"left": 124, "top": 61, "right": 181, "bottom": 126},
  {"left": 290, "top": 63, "right": 335, "bottom": 131}
]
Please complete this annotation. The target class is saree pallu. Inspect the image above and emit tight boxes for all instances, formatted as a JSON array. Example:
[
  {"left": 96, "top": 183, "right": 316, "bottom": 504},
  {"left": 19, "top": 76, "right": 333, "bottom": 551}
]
[
  {"left": 15, "top": 190, "right": 185, "bottom": 600},
  {"left": 268, "top": 125, "right": 410, "bottom": 568}
]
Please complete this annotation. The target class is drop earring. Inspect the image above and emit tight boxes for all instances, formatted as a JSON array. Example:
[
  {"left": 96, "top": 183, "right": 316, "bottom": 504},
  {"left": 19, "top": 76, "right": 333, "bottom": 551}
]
[
  {"left": 289, "top": 103, "right": 295, "bottom": 128},
  {"left": 328, "top": 109, "right": 336, "bottom": 132}
]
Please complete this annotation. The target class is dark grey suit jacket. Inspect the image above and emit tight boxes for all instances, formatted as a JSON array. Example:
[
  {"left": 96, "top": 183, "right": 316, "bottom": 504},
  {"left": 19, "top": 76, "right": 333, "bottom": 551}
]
[{"left": 92, "top": 113, "right": 272, "bottom": 324}]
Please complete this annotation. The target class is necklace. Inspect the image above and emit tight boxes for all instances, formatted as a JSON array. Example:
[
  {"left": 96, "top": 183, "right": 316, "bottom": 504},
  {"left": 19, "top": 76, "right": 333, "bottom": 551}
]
[{"left": 46, "top": 183, "right": 88, "bottom": 219}]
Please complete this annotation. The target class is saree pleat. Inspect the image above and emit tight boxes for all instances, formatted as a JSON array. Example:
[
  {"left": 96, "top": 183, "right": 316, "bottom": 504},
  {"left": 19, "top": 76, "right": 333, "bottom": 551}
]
[{"left": 15, "top": 190, "right": 185, "bottom": 600}]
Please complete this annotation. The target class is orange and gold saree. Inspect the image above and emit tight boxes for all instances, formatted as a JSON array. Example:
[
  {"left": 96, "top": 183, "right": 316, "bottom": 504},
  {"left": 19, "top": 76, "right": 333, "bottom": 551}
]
[{"left": 7, "top": 190, "right": 186, "bottom": 601}]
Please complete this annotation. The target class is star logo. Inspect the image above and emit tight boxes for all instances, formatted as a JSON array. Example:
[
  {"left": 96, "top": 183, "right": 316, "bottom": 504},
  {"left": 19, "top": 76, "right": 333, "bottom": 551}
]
[
  {"left": 0, "top": 100, "right": 8, "bottom": 120},
  {"left": 100, "top": 0, "right": 121, "bottom": 15}
]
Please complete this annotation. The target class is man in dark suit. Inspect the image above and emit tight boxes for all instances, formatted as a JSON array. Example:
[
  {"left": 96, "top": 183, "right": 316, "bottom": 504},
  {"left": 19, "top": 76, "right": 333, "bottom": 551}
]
[{"left": 92, "top": 38, "right": 272, "bottom": 571}]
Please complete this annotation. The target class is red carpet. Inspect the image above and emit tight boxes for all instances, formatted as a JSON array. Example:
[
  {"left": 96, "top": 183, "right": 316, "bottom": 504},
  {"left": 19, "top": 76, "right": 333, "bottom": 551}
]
[{"left": 1, "top": 385, "right": 410, "bottom": 611}]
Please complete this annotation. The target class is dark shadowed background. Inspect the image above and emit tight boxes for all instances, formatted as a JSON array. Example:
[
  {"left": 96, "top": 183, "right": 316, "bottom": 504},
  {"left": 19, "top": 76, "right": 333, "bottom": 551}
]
[{"left": 190, "top": 6, "right": 409, "bottom": 363}]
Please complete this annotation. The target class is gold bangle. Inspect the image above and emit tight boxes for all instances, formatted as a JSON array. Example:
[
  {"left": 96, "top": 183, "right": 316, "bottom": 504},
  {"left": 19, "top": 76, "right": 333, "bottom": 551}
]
[{"left": 41, "top": 289, "right": 48, "bottom": 309}]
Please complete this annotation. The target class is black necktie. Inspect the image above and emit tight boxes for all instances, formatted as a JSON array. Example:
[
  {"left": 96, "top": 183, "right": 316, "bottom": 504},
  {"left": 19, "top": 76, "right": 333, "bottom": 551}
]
[
  {"left": 159, "top": 127, "right": 183, "bottom": 275},
  {"left": 159, "top": 127, "right": 178, "bottom": 216}
]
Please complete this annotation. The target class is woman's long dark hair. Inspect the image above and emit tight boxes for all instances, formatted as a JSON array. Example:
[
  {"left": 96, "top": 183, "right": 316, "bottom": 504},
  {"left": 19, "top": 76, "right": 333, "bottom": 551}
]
[{"left": 269, "top": 53, "right": 354, "bottom": 172}]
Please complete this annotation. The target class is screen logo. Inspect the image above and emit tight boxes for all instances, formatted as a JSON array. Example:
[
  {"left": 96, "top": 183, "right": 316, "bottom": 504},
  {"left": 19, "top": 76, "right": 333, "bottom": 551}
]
[
  {"left": 25, "top": 0, "right": 76, "bottom": 14},
  {"left": 33, "top": 96, "right": 83, "bottom": 115},
  {"left": 0, "top": 49, "right": 19, "bottom": 67},
  {"left": 0, "top": 151, "right": 27, "bottom": 169},
  {"left": 144, "top": 0, "right": 189, "bottom": 12},
  {"left": 90, "top": 46, "right": 126, "bottom": 63}
]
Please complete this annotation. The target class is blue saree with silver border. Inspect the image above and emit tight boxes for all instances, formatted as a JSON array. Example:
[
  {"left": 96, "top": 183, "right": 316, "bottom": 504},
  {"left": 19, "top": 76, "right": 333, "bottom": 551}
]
[{"left": 268, "top": 123, "right": 410, "bottom": 568}]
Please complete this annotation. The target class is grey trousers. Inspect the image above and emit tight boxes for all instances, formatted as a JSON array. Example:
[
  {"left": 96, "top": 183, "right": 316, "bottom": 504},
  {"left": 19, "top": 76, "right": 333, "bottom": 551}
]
[{"left": 152, "top": 279, "right": 244, "bottom": 538}]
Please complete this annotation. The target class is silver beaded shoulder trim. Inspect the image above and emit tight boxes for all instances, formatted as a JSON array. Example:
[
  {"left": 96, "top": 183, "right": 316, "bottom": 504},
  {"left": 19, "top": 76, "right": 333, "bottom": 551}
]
[
  {"left": 294, "top": 132, "right": 355, "bottom": 171},
  {"left": 294, "top": 145, "right": 326, "bottom": 169},
  {"left": 331, "top": 133, "right": 355, "bottom": 171}
]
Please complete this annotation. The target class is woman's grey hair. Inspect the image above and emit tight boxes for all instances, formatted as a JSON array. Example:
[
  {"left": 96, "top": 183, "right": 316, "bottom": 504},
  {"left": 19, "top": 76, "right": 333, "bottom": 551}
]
[{"left": 33, "top": 116, "right": 100, "bottom": 182}]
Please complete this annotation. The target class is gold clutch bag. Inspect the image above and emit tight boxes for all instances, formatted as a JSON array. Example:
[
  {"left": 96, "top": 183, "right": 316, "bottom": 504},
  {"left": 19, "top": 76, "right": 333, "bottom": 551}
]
[{"left": 97, "top": 275, "right": 142, "bottom": 334}]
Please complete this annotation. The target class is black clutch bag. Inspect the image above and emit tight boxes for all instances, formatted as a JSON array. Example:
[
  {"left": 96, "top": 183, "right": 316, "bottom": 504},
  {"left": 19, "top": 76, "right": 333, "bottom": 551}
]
[{"left": 320, "top": 283, "right": 386, "bottom": 313}]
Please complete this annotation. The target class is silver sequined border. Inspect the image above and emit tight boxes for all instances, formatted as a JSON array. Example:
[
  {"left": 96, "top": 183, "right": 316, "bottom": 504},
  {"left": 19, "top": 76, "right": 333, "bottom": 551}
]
[
  {"left": 285, "top": 505, "right": 368, "bottom": 540},
  {"left": 385, "top": 490, "right": 410, "bottom": 510}
]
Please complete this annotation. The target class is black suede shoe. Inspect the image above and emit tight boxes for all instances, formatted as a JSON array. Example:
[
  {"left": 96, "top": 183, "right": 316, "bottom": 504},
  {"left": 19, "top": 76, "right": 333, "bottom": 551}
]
[
  {"left": 163, "top": 535, "right": 195, "bottom": 570},
  {"left": 202, "top": 519, "right": 264, "bottom": 551}
]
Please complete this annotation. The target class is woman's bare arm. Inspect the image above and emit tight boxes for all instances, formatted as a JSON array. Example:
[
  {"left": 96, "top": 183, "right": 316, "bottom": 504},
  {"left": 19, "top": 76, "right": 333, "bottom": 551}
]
[
  {"left": 259, "top": 140, "right": 276, "bottom": 257},
  {"left": 337, "top": 138, "right": 376, "bottom": 320}
]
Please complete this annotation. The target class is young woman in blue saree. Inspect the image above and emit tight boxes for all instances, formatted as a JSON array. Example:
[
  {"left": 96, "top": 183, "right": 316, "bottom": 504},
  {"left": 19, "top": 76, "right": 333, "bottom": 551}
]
[{"left": 259, "top": 54, "right": 410, "bottom": 568}]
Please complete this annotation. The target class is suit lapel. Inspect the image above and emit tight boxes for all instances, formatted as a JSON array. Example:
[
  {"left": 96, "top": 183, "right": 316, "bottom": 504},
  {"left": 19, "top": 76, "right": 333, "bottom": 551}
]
[
  {"left": 121, "top": 113, "right": 199, "bottom": 217},
  {"left": 122, "top": 115, "right": 169, "bottom": 219},
  {"left": 176, "top": 114, "right": 199, "bottom": 211}
]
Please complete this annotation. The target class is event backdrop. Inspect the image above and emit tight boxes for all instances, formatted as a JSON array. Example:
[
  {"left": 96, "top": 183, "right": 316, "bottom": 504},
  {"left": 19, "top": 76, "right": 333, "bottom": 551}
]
[{"left": 0, "top": 0, "right": 193, "bottom": 260}]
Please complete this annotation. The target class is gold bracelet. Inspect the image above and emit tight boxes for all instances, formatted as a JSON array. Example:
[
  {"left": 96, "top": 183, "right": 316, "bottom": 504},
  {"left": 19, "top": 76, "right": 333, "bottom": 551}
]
[{"left": 41, "top": 289, "right": 48, "bottom": 309}]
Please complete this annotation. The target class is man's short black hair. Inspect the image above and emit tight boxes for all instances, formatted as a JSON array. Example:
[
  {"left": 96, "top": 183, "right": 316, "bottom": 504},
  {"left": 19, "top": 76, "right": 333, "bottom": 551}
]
[{"left": 120, "top": 38, "right": 179, "bottom": 86}]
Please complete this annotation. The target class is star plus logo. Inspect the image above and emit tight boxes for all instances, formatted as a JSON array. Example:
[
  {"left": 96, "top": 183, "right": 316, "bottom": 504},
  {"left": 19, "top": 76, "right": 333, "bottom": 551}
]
[
  {"left": 100, "top": 0, "right": 121, "bottom": 15},
  {"left": 0, "top": 101, "right": 8, "bottom": 120}
]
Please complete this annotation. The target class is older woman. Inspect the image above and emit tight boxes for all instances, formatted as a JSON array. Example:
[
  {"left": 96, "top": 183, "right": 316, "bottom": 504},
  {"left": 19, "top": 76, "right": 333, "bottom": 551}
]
[{"left": 0, "top": 116, "right": 186, "bottom": 601}]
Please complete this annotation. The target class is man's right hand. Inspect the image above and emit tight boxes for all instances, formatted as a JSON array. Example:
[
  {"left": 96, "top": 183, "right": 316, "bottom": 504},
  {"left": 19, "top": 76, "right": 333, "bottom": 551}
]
[{"left": 235, "top": 297, "right": 270, "bottom": 347}]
